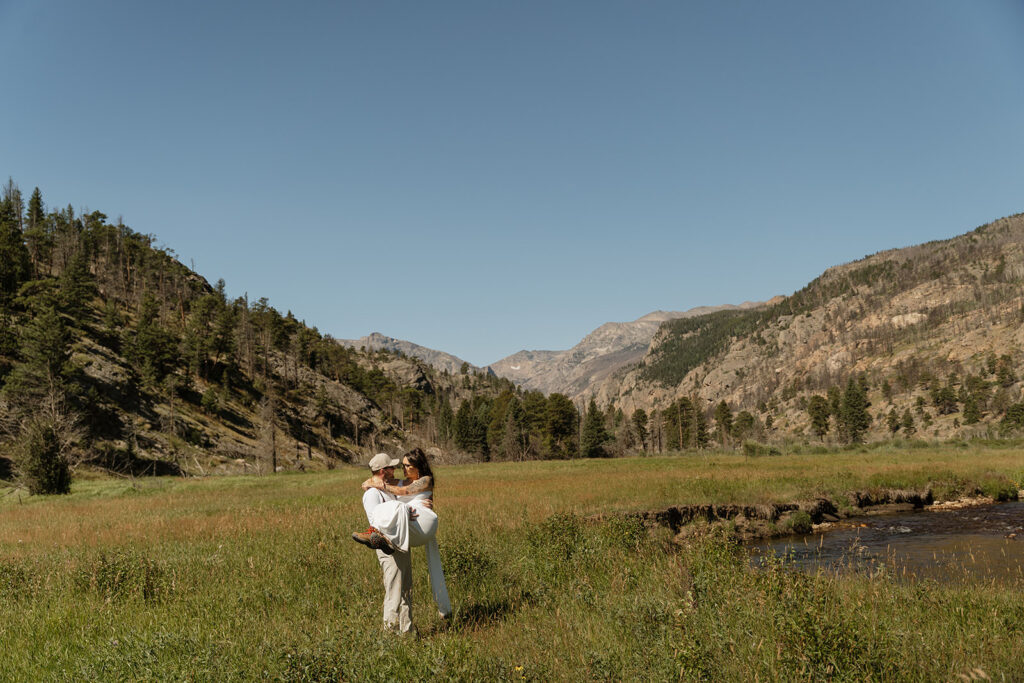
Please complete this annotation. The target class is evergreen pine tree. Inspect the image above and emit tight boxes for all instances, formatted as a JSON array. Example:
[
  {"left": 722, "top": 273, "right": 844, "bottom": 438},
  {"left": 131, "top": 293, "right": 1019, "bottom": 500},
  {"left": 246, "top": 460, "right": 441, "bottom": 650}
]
[
  {"left": 2, "top": 306, "right": 72, "bottom": 405},
  {"left": 963, "top": 393, "right": 981, "bottom": 425},
  {"left": 714, "top": 400, "right": 733, "bottom": 446},
  {"left": 732, "top": 410, "right": 757, "bottom": 441},
  {"left": 437, "top": 398, "right": 455, "bottom": 443},
  {"left": 453, "top": 398, "right": 489, "bottom": 457},
  {"left": 901, "top": 408, "right": 916, "bottom": 437},
  {"left": 126, "top": 293, "right": 179, "bottom": 384},
  {"left": 840, "top": 376, "right": 871, "bottom": 443},
  {"left": 806, "top": 395, "right": 831, "bottom": 440},
  {"left": 631, "top": 408, "right": 648, "bottom": 451},
  {"left": 472, "top": 398, "right": 492, "bottom": 460},
  {"left": 453, "top": 399, "right": 475, "bottom": 451},
  {"left": 498, "top": 398, "right": 529, "bottom": 460},
  {"left": 827, "top": 385, "right": 842, "bottom": 418},
  {"left": 886, "top": 407, "right": 901, "bottom": 435},
  {"left": 997, "top": 355, "right": 1015, "bottom": 388},
  {"left": 693, "top": 400, "right": 709, "bottom": 448},
  {"left": 580, "top": 398, "right": 610, "bottom": 458},
  {"left": 57, "top": 252, "right": 96, "bottom": 321},
  {"left": 544, "top": 393, "right": 578, "bottom": 459},
  {"left": 24, "top": 187, "right": 49, "bottom": 277},
  {"left": 26, "top": 187, "right": 43, "bottom": 227},
  {"left": 662, "top": 400, "right": 691, "bottom": 450},
  {"left": 0, "top": 187, "right": 30, "bottom": 304}
]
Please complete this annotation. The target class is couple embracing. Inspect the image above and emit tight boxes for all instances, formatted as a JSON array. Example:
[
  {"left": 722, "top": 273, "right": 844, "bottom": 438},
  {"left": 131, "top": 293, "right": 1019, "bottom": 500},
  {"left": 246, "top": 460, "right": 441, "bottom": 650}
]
[{"left": 354, "top": 448, "right": 451, "bottom": 634}]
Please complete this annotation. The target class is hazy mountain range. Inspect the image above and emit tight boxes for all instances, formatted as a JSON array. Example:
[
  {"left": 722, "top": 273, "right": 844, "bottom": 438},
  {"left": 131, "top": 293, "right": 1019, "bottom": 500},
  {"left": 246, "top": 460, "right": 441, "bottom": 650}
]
[
  {"left": 342, "top": 305, "right": 771, "bottom": 400},
  {"left": 485, "top": 304, "right": 770, "bottom": 398},
  {"left": 340, "top": 211, "right": 1024, "bottom": 441}
]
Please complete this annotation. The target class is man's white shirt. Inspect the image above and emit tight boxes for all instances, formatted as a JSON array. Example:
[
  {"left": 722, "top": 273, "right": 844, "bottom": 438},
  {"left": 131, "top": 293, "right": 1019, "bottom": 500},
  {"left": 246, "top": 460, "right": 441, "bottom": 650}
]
[{"left": 362, "top": 486, "right": 396, "bottom": 525}]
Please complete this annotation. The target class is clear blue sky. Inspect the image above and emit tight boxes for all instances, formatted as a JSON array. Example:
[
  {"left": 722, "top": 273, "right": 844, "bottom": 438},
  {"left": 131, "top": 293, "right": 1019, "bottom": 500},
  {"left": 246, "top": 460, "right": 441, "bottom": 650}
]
[{"left": 2, "top": 1, "right": 1022, "bottom": 366}]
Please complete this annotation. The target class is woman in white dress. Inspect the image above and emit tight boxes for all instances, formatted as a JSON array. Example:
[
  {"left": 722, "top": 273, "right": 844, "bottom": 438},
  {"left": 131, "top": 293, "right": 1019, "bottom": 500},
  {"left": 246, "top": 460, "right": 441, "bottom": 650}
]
[{"left": 355, "top": 448, "right": 451, "bottom": 617}]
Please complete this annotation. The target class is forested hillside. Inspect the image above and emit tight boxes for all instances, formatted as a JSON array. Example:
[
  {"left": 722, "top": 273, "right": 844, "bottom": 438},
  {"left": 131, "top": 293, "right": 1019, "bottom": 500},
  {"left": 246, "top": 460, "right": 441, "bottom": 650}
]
[
  {"left": 0, "top": 180, "right": 590, "bottom": 493},
  {"left": 596, "top": 212, "right": 1024, "bottom": 448}
]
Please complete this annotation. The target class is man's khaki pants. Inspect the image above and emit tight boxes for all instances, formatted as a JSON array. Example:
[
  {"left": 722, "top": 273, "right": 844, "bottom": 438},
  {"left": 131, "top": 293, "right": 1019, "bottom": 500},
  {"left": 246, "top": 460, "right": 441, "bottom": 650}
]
[{"left": 377, "top": 548, "right": 413, "bottom": 633}]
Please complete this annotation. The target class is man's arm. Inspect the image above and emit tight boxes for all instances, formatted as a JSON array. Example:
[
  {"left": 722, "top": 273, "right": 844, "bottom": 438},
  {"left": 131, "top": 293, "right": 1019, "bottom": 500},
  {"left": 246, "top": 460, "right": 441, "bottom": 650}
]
[
  {"left": 360, "top": 473, "right": 387, "bottom": 491},
  {"left": 361, "top": 487, "right": 385, "bottom": 524}
]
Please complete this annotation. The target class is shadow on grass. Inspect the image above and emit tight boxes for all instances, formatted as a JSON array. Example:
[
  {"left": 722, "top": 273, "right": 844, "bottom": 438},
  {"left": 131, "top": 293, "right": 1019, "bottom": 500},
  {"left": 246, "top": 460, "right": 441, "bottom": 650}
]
[
  {"left": 87, "top": 444, "right": 184, "bottom": 477},
  {"left": 442, "top": 594, "right": 530, "bottom": 632}
]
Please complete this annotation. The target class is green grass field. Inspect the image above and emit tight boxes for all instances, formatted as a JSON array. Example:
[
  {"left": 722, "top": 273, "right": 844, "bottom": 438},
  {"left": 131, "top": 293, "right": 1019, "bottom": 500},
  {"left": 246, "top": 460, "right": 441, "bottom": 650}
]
[{"left": 2, "top": 446, "right": 1024, "bottom": 681}]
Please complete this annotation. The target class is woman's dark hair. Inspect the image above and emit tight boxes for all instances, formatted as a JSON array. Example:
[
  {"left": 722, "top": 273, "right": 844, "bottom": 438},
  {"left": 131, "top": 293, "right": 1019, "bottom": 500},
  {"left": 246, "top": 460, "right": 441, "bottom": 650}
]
[{"left": 403, "top": 447, "right": 433, "bottom": 482}]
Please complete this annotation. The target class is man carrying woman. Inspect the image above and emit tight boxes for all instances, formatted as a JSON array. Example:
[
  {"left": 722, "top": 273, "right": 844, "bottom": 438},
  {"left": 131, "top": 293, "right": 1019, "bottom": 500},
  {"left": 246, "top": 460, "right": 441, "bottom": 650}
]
[{"left": 355, "top": 448, "right": 451, "bottom": 633}]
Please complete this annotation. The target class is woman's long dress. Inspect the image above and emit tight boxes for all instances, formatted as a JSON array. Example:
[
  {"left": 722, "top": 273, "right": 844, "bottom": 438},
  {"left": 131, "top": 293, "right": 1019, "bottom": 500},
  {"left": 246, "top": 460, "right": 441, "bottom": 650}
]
[{"left": 370, "top": 488, "right": 451, "bottom": 616}]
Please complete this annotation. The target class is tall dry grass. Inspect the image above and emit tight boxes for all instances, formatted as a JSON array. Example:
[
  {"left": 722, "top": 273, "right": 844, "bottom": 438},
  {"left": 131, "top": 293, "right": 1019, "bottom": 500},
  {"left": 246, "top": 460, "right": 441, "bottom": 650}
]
[{"left": 0, "top": 446, "right": 1022, "bottom": 680}]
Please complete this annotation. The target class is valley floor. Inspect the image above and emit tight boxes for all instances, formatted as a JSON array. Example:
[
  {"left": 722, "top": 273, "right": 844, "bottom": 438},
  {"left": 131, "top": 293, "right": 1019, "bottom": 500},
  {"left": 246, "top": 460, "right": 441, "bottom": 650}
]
[{"left": 2, "top": 447, "right": 1024, "bottom": 680}]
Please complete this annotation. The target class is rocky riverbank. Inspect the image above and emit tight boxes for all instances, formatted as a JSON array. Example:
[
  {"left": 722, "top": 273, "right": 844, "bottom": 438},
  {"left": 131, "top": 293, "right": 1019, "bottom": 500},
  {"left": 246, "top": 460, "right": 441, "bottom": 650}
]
[{"left": 604, "top": 487, "right": 1024, "bottom": 542}]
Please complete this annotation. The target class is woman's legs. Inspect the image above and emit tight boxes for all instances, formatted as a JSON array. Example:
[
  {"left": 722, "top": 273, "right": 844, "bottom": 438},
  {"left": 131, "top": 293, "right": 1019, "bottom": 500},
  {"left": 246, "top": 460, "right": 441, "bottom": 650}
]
[
  {"left": 369, "top": 502, "right": 449, "bottom": 615},
  {"left": 425, "top": 539, "right": 451, "bottom": 617},
  {"left": 394, "top": 505, "right": 449, "bottom": 615},
  {"left": 369, "top": 501, "right": 411, "bottom": 552},
  {"left": 407, "top": 505, "right": 437, "bottom": 547}
]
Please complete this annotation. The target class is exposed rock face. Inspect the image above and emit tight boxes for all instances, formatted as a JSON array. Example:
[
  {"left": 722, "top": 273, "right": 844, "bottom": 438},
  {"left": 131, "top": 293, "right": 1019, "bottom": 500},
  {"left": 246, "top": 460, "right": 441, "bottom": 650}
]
[
  {"left": 337, "top": 332, "right": 476, "bottom": 376},
  {"left": 379, "top": 358, "right": 433, "bottom": 394},
  {"left": 487, "top": 302, "right": 767, "bottom": 399},
  {"left": 595, "top": 211, "right": 1024, "bottom": 441}
]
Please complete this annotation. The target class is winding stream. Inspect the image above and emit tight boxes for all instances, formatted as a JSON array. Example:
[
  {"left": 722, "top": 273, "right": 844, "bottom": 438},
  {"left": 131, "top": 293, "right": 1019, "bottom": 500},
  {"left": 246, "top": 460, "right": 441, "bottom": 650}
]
[{"left": 749, "top": 501, "right": 1024, "bottom": 583}]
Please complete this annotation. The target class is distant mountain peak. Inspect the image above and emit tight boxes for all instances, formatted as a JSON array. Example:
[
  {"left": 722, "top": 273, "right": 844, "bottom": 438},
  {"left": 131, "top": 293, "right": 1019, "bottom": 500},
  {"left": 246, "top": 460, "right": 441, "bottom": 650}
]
[
  {"left": 487, "top": 301, "right": 771, "bottom": 398},
  {"left": 337, "top": 332, "right": 476, "bottom": 376}
]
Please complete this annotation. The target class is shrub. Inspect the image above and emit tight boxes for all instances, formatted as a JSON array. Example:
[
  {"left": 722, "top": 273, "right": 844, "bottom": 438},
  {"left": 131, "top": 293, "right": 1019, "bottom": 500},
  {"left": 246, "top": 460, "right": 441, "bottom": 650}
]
[
  {"left": 929, "top": 480, "right": 966, "bottom": 502},
  {"left": 978, "top": 476, "right": 1019, "bottom": 502},
  {"left": 786, "top": 510, "right": 813, "bottom": 535},
  {"left": 18, "top": 418, "right": 71, "bottom": 495},
  {"left": 598, "top": 514, "right": 647, "bottom": 552},
  {"left": 743, "top": 441, "right": 781, "bottom": 457},
  {"left": 767, "top": 571, "right": 874, "bottom": 678},
  {"left": 201, "top": 388, "right": 220, "bottom": 414},
  {"left": 442, "top": 541, "right": 496, "bottom": 589},
  {"left": 526, "top": 512, "right": 585, "bottom": 584}
]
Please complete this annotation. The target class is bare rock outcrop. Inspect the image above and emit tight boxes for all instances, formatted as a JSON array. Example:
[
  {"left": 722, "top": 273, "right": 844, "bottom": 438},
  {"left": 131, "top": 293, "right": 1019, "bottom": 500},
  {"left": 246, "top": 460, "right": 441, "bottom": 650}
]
[{"left": 488, "top": 302, "right": 768, "bottom": 399}]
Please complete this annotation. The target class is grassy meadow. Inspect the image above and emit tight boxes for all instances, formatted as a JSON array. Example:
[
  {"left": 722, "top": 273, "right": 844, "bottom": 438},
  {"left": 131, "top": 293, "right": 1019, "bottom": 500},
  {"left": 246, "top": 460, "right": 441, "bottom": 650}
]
[{"left": 2, "top": 445, "right": 1024, "bottom": 680}]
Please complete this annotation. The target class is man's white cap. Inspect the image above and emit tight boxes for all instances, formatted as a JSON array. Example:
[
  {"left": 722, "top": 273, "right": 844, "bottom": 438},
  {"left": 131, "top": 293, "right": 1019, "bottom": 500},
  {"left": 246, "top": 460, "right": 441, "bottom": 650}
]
[{"left": 368, "top": 452, "right": 400, "bottom": 471}]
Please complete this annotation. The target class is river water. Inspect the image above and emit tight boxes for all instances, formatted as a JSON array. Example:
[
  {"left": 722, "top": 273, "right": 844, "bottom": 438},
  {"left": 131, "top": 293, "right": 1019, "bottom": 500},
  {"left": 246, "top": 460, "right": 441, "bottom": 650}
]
[{"left": 749, "top": 501, "right": 1024, "bottom": 583}]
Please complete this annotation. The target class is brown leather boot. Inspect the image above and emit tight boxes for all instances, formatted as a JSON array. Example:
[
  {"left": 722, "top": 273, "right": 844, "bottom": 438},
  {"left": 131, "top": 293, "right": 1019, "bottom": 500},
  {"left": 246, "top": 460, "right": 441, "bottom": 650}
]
[{"left": 352, "top": 527, "right": 396, "bottom": 555}]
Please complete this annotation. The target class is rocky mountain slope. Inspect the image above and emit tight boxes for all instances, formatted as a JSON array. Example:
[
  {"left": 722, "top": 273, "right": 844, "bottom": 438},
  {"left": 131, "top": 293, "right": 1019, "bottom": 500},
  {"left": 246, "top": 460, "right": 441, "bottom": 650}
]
[
  {"left": 487, "top": 304, "right": 766, "bottom": 398},
  {"left": 337, "top": 332, "right": 478, "bottom": 376},
  {"left": 594, "top": 212, "right": 1024, "bottom": 443},
  {"left": 0, "top": 185, "right": 515, "bottom": 480}
]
